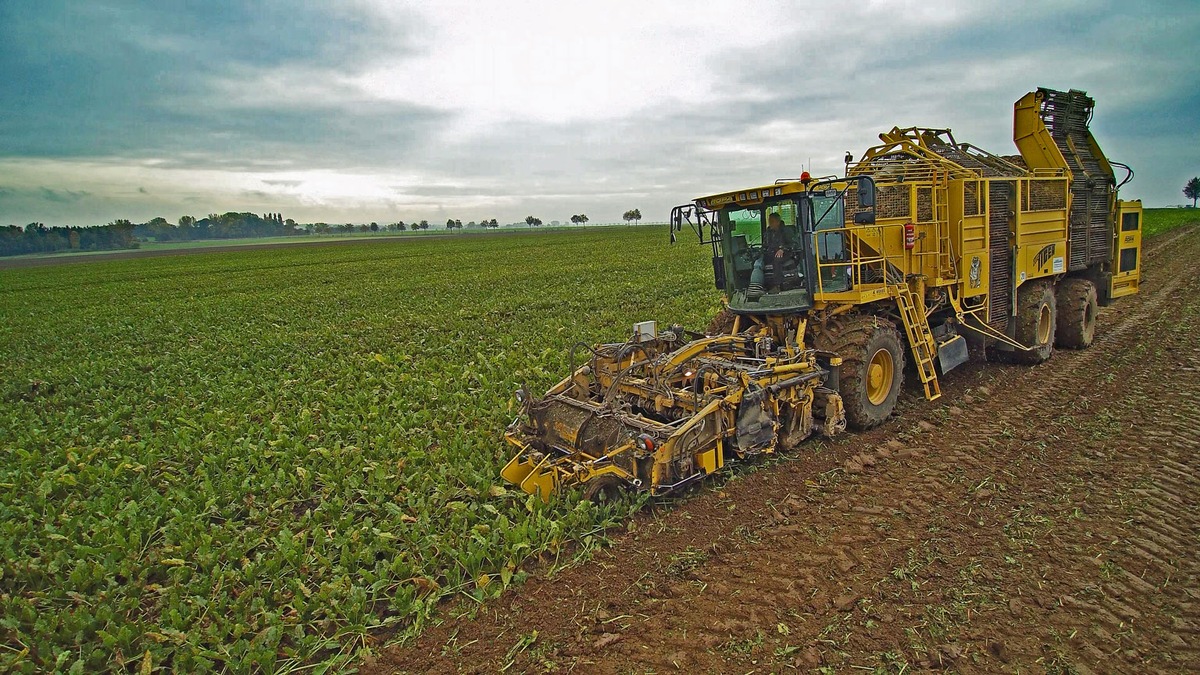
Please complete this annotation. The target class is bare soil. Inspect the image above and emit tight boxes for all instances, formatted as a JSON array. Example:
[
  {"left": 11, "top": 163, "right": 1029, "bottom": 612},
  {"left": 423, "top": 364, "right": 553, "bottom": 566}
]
[{"left": 368, "top": 226, "right": 1200, "bottom": 674}]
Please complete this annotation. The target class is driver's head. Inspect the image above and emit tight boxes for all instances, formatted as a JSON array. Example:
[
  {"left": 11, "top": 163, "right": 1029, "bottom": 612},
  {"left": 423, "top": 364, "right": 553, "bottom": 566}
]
[{"left": 767, "top": 213, "right": 784, "bottom": 229}]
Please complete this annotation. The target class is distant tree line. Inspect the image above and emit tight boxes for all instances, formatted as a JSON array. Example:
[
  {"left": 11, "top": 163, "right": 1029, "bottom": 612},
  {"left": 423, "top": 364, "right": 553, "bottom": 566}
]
[
  {"left": 135, "top": 213, "right": 300, "bottom": 241},
  {"left": 1, "top": 221, "right": 137, "bottom": 256},
  {"left": 1, "top": 208, "right": 633, "bottom": 257},
  {"left": 0, "top": 212, "right": 307, "bottom": 257}
]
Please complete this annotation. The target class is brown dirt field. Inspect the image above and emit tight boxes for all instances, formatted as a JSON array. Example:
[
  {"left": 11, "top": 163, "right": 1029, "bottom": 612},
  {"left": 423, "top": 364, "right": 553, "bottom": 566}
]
[{"left": 367, "top": 226, "right": 1200, "bottom": 674}]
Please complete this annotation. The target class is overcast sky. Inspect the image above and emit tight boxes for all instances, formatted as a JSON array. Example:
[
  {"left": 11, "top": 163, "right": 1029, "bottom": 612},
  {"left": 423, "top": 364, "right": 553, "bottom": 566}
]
[{"left": 1, "top": 0, "right": 1197, "bottom": 227}]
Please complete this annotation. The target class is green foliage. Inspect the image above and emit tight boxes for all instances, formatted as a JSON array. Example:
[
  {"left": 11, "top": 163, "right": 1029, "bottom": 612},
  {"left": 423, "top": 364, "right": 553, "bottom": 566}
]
[
  {"left": 0, "top": 221, "right": 137, "bottom": 257},
  {"left": 1183, "top": 177, "right": 1200, "bottom": 208},
  {"left": 1142, "top": 207, "right": 1200, "bottom": 237},
  {"left": 0, "top": 227, "right": 718, "bottom": 672}
]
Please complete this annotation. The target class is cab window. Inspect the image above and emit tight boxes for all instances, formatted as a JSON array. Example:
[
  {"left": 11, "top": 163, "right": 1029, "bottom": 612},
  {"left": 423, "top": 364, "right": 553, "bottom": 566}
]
[{"left": 726, "top": 207, "right": 762, "bottom": 245}]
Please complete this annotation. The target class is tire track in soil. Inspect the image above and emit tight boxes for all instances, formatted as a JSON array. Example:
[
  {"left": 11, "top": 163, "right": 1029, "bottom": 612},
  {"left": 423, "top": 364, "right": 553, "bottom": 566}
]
[{"left": 367, "top": 225, "right": 1199, "bottom": 674}]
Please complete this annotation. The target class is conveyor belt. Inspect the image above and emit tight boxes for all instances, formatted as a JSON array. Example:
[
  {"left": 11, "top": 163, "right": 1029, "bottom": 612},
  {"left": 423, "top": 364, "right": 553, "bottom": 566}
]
[
  {"left": 1036, "top": 88, "right": 1114, "bottom": 270},
  {"left": 988, "top": 182, "right": 1013, "bottom": 329}
]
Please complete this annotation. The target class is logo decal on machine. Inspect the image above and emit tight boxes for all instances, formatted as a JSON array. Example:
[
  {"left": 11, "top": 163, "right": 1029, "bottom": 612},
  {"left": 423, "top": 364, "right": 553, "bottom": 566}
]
[
  {"left": 969, "top": 256, "right": 982, "bottom": 288},
  {"left": 1034, "top": 243, "right": 1056, "bottom": 271}
]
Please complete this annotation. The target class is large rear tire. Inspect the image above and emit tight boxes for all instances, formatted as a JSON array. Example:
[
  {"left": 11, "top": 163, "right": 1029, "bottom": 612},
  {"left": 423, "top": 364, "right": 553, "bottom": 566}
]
[
  {"left": 1012, "top": 280, "right": 1056, "bottom": 364},
  {"left": 812, "top": 314, "right": 905, "bottom": 430},
  {"left": 1055, "top": 278, "right": 1097, "bottom": 349}
]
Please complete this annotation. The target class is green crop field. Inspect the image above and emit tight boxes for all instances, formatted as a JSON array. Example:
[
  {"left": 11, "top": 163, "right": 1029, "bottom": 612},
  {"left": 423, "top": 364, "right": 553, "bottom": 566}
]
[
  {"left": 1142, "top": 207, "right": 1200, "bottom": 237},
  {"left": 0, "top": 228, "right": 717, "bottom": 673}
]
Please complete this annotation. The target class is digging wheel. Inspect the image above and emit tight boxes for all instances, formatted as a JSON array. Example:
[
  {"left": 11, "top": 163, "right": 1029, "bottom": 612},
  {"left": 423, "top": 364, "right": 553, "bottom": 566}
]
[
  {"left": 812, "top": 314, "right": 905, "bottom": 430},
  {"left": 1055, "top": 278, "right": 1098, "bottom": 349},
  {"left": 1011, "top": 280, "right": 1056, "bottom": 364},
  {"left": 581, "top": 474, "right": 625, "bottom": 504}
]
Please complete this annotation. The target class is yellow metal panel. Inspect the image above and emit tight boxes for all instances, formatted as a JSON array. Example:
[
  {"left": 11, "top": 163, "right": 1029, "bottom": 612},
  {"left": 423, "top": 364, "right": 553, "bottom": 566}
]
[
  {"left": 1015, "top": 240, "right": 1066, "bottom": 283},
  {"left": 1013, "top": 91, "right": 1070, "bottom": 175},
  {"left": 1012, "top": 178, "right": 1068, "bottom": 284},
  {"left": 1111, "top": 201, "right": 1142, "bottom": 298},
  {"left": 698, "top": 181, "right": 806, "bottom": 210},
  {"left": 500, "top": 440, "right": 536, "bottom": 486},
  {"left": 519, "top": 462, "right": 558, "bottom": 503},
  {"left": 959, "top": 180, "right": 989, "bottom": 299}
]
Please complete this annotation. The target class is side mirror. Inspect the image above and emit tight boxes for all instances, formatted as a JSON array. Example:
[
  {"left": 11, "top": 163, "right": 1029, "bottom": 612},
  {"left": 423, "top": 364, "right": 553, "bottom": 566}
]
[{"left": 857, "top": 177, "right": 875, "bottom": 208}]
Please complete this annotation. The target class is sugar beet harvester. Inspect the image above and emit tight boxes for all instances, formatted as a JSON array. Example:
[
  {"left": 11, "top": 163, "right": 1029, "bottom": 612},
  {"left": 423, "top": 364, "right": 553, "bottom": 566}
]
[{"left": 502, "top": 87, "right": 1142, "bottom": 502}]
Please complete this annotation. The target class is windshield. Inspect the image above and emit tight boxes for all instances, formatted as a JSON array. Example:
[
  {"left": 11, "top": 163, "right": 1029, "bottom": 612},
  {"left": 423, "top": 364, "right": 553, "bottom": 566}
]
[
  {"left": 718, "top": 198, "right": 812, "bottom": 312},
  {"left": 724, "top": 202, "right": 802, "bottom": 244},
  {"left": 727, "top": 207, "right": 763, "bottom": 244}
]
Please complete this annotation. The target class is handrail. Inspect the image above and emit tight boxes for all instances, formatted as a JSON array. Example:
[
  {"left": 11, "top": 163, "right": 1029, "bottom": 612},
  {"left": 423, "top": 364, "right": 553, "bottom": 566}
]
[{"left": 810, "top": 221, "right": 913, "bottom": 295}]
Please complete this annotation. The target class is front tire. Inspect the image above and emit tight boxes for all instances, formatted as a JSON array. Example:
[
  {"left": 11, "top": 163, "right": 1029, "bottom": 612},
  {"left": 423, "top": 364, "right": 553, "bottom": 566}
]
[
  {"left": 1055, "top": 278, "right": 1097, "bottom": 349},
  {"left": 812, "top": 314, "right": 905, "bottom": 430}
]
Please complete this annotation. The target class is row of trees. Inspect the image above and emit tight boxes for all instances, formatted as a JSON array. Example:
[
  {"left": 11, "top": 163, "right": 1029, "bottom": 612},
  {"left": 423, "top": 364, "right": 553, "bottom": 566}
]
[
  {"left": 0, "top": 212, "right": 302, "bottom": 257},
  {"left": 135, "top": 213, "right": 300, "bottom": 242},
  {"left": 1, "top": 208, "right": 648, "bottom": 257},
  {"left": 0, "top": 221, "right": 137, "bottom": 256},
  {"left": 442, "top": 219, "right": 499, "bottom": 229}
]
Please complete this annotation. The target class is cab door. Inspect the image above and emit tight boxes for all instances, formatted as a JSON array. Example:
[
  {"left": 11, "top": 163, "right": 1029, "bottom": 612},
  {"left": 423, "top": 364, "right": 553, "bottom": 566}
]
[{"left": 1110, "top": 200, "right": 1142, "bottom": 298}]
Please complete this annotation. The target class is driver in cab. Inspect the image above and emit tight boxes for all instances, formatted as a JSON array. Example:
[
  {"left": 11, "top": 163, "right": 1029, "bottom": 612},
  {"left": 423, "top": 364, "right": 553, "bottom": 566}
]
[{"left": 762, "top": 212, "right": 796, "bottom": 292}]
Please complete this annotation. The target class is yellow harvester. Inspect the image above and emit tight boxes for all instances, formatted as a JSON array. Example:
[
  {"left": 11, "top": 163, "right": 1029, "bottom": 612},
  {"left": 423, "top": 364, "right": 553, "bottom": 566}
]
[{"left": 502, "top": 87, "right": 1141, "bottom": 502}]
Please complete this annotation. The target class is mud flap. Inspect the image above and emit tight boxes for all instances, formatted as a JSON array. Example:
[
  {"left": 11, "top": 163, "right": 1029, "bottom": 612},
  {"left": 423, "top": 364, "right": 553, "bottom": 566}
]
[
  {"left": 937, "top": 335, "right": 969, "bottom": 374},
  {"left": 736, "top": 390, "right": 776, "bottom": 452}
]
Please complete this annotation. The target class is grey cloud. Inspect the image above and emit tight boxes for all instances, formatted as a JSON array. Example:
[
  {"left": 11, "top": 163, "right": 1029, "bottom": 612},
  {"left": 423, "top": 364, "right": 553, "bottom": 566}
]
[
  {"left": 0, "top": 0, "right": 434, "bottom": 166},
  {"left": 38, "top": 187, "right": 92, "bottom": 203},
  {"left": 1, "top": 0, "right": 1197, "bottom": 225}
]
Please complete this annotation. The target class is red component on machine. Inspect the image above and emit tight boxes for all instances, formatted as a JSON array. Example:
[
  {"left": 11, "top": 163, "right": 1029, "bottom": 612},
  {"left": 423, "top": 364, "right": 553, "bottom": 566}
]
[{"left": 904, "top": 222, "right": 916, "bottom": 249}]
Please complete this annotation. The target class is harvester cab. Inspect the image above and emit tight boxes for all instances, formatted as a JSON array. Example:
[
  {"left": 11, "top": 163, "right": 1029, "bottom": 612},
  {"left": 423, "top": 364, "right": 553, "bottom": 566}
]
[{"left": 671, "top": 174, "right": 880, "bottom": 313}]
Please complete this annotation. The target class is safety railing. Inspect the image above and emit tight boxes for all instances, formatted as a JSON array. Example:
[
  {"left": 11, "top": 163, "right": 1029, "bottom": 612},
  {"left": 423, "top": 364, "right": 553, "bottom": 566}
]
[{"left": 810, "top": 221, "right": 916, "bottom": 297}]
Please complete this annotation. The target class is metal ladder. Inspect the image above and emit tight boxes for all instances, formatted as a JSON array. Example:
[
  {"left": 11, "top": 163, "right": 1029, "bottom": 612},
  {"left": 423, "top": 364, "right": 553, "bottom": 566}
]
[
  {"left": 933, "top": 185, "right": 956, "bottom": 281},
  {"left": 892, "top": 284, "right": 942, "bottom": 401}
]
